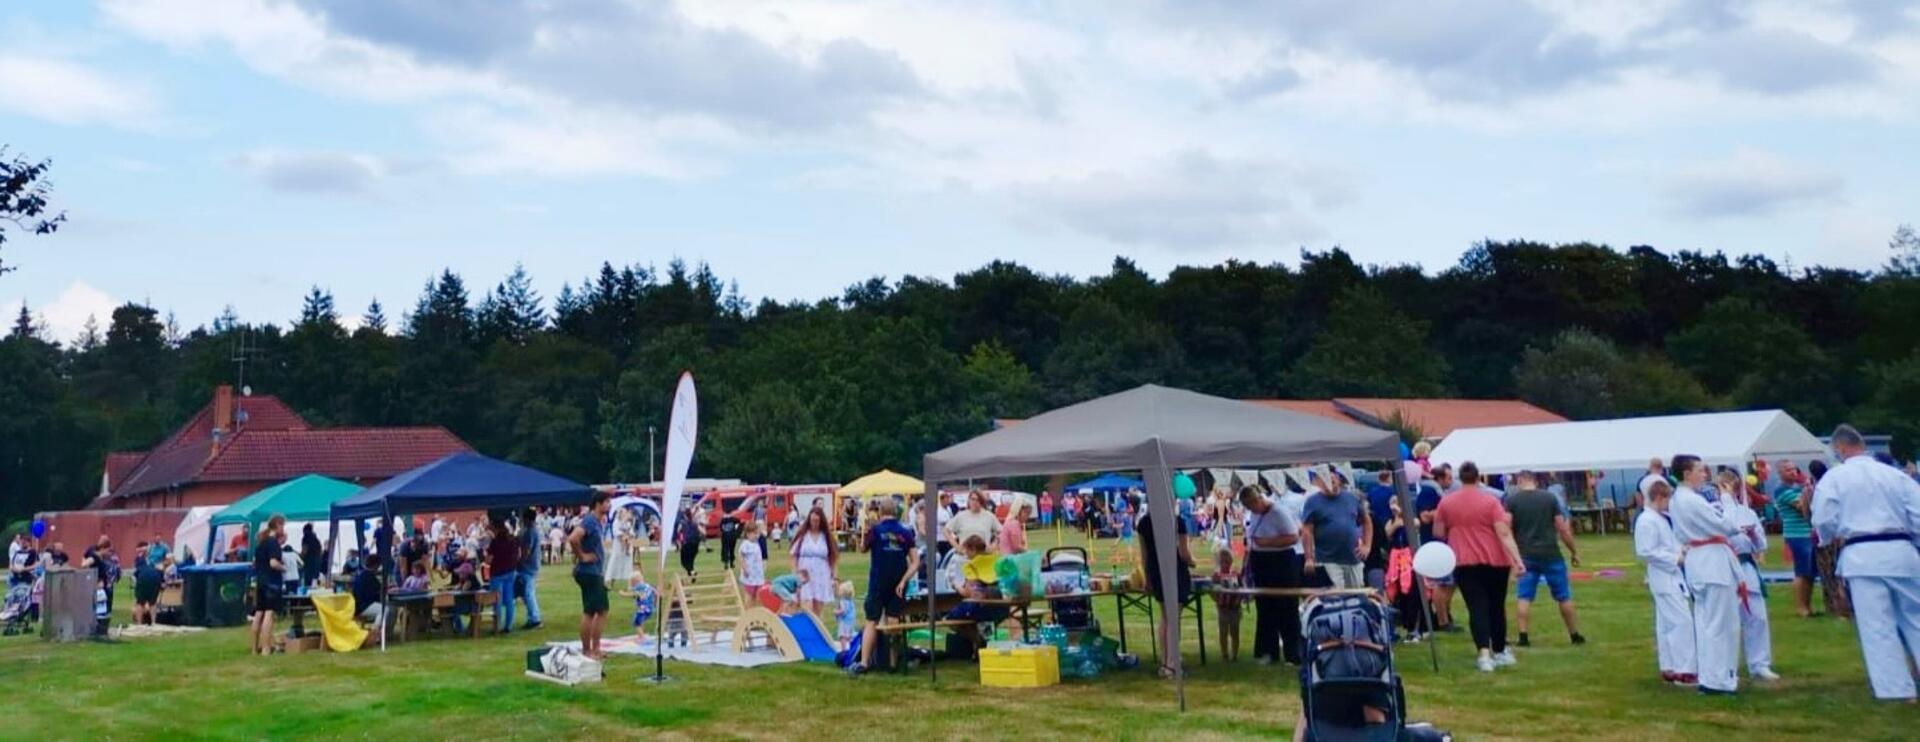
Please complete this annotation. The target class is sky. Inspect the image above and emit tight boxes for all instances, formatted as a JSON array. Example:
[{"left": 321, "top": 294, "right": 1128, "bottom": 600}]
[{"left": 2, "top": 0, "right": 1918, "bottom": 342}]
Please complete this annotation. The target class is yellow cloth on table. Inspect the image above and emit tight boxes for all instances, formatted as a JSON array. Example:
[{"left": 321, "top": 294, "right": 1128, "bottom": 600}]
[{"left": 309, "top": 590, "right": 368, "bottom": 652}]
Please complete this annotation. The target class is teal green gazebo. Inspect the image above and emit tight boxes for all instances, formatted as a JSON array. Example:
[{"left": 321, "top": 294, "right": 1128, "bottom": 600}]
[{"left": 205, "top": 474, "right": 362, "bottom": 559}]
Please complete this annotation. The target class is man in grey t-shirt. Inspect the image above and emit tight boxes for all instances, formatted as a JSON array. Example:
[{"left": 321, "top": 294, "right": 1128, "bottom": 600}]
[{"left": 1301, "top": 476, "right": 1371, "bottom": 590}]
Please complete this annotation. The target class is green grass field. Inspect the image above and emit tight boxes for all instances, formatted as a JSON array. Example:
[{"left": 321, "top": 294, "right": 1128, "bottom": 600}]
[{"left": 2, "top": 531, "right": 1910, "bottom": 740}]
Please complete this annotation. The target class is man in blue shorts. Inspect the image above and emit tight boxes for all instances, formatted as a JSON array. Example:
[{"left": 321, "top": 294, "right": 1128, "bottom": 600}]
[
  {"left": 1505, "top": 470, "right": 1585, "bottom": 647},
  {"left": 851, "top": 499, "right": 919, "bottom": 675}
]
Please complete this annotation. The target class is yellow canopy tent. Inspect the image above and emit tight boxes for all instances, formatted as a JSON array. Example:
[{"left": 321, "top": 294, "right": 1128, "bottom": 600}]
[
  {"left": 831, "top": 470, "right": 925, "bottom": 530},
  {"left": 837, "top": 469, "right": 925, "bottom": 497}
]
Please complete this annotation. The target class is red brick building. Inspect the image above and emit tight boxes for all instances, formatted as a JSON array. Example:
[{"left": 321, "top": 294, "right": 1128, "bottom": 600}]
[{"left": 37, "top": 385, "right": 470, "bottom": 556}]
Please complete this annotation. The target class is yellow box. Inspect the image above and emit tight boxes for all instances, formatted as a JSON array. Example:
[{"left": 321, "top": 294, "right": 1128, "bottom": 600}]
[{"left": 979, "top": 644, "right": 1060, "bottom": 688}]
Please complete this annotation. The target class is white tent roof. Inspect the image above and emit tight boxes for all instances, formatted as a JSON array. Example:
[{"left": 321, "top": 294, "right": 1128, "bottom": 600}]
[{"left": 1429, "top": 409, "right": 1830, "bottom": 474}]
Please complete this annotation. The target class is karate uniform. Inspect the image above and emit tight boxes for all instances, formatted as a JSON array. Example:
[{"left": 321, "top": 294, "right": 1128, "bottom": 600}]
[
  {"left": 1727, "top": 503, "right": 1773, "bottom": 675},
  {"left": 1812, "top": 454, "right": 1920, "bottom": 700},
  {"left": 1634, "top": 509, "right": 1695, "bottom": 678},
  {"left": 1672, "top": 485, "right": 1742, "bottom": 693}
]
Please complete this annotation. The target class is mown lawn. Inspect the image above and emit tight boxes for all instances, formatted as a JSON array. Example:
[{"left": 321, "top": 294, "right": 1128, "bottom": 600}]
[{"left": 2, "top": 531, "right": 1910, "bottom": 740}]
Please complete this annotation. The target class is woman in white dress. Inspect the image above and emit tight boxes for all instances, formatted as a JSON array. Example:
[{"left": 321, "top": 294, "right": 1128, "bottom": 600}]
[
  {"left": 604, "top": 507, "right": 636, "bottom": 585},
  {"left": 788, "top": 508, "right": 839, "bottom": 619}
]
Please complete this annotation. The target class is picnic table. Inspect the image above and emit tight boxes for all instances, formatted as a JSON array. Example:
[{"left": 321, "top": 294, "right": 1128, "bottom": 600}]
[{"left": 384, "top": 589, "right": 495, "bottom": 642}]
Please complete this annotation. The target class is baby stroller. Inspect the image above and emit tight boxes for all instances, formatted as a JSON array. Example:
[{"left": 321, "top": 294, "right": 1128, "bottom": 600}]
[
  {"left": 1041, "top": 547, "right": 1097, "bottom": 632},
  {"left": 2, "top": 582, "right": 34, "bottom": 636},
  {"left": 1298, "top": 593, "right": 1405, "bottom": 742}
]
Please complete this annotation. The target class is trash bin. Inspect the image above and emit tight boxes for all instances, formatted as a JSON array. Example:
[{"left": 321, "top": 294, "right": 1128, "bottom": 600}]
[
  {"left": 203, "top": 564, "right": 252, "bottom": 627},
  {"left": 40, "top": 567, "right": 98, "bottom": 642},
  {"left": 180, "top": 567, "right": 208, "bottom": 626},
  {"left": 179, "top": 564, "right": 252, "bottom": 627}
]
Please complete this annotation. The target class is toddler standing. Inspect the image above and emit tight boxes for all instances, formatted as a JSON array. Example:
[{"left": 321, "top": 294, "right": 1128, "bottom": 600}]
[
  {"left": 834, "top": 581, "right": 858, "bottom": 646},
  {"left": 1210, "top": 548, "right": 1243, "bottom": 662}
]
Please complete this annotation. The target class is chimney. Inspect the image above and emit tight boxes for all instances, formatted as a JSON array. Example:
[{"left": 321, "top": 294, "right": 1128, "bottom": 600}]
[{"left": 211, "top": 385, "right": 235, "bottom": 454}]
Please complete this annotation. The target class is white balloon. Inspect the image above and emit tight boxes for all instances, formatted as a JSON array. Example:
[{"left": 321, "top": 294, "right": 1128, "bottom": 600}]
[{"left": 1412, "top": 542, "right": 1456, "bottom": 579}]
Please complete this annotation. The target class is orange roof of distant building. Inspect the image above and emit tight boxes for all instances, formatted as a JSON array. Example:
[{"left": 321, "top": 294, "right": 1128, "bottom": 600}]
[
  {"left": 1330, "top": 398, "right": 1567, "bottom": 439},
  {"left": 1243, "top": 400, "right": 1351, "bottom": 423},
  {"left": 996, "top": 396, "right": 1564, "bottom": 440}
]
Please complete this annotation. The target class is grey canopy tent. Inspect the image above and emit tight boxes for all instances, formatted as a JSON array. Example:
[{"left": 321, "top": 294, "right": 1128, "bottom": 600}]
[{"left": 921, "top": 384, "right": 1415, "bottom": 709}]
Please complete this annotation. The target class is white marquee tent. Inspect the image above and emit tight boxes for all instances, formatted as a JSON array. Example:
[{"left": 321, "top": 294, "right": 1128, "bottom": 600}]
[{"left": 1429, "top": 409, "right": 1830, "bottom": 474}]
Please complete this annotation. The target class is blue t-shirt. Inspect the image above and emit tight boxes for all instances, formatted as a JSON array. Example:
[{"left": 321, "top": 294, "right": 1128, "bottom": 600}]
[
  {"left": 1302, "top": 491, "right": 1364, "bottom": 565},
  {"left": 573, "top": 516, "right": 605, "bottom": 578},
  {"left": 1414, "top": 485, "right": 1442, "bottom": 544},
  {"left": 865, "top": 519, "right": 916, "bottom": 591},
  {"left": 517, "top": 527, "right": 540, "bottom": 575}
]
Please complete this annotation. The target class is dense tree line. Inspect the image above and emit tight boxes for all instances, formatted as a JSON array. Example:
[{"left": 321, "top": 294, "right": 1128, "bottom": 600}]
[{"left": 6, "top": 234, "right": 1920, "bottom": 528}]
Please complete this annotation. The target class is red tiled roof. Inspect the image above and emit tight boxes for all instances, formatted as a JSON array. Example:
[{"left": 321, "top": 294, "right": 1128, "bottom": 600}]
[
  {"left": 1244, "top": 400, "right": 1352, "bottom": 423},
  {"left": 197, "top": 428, "right": 470, "bottom": 482},
  {"left": 101, "top": 389, "right": 472, "bottom": 501},
  {"left": 103, "top": 452, "right": 146, "bottom": 490},
  {"left": 153, "top": 396, "right": 307, "bottom": 451},
  {"left": 1331, "top": 398, "right": 1566, "bottom": 439}
]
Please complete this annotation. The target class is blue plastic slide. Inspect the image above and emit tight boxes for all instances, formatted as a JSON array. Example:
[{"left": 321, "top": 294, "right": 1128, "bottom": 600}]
[{"left": 780, "top": 613, "right": 838, "bottom": 663}]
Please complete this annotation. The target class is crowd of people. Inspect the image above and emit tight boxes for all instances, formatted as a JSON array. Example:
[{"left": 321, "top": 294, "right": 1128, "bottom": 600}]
[{"left": 15, "top": 430, "right": 1915, "bottom": 706}]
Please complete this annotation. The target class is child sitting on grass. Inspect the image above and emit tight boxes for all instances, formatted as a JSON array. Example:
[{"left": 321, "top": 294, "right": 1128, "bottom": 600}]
[
  {"left": 834, "top": 580, "right": 858, "bottom": 646},
  {"left": 622, "top": 570, "right": 656, "bottom": 643},
  {"left": 1210, "top": 547, "right": 1243, "bottom": 662}
]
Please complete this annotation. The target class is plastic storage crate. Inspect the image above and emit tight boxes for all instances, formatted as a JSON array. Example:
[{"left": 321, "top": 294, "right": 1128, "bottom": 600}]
[{"left": 979, "top": 643, "right": 1060, "bottom": 688}]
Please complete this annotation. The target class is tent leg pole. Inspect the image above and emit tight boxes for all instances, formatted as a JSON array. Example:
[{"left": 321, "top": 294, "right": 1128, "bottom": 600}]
[{"left": 1389, "top": 464, "right": 1439, "bottom": 672}]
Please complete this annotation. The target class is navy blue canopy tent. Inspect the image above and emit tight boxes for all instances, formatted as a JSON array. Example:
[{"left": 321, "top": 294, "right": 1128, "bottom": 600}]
[
  {"left": 328, "top": 451, "right": 592, "bottom": 650},
  {"left": 329, "top": 451, "right": 592, "bottom": 521},
  {"left": 1067, "top": 472, "right": 1144, "bottom": 492}
]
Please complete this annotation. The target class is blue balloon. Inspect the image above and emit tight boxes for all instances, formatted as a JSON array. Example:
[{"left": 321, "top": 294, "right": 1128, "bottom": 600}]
[
  {"left": 1399, "top": 442, "right": 1412, "bottom": 460},
  {"left": 30, "top": 519, "right": 46, "bottom": 539}
]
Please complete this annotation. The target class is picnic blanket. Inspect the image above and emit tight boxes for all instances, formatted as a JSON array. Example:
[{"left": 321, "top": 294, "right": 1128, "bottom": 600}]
[
  {"left": 310, "top": 590, "right": 368, "bottom": 652},
  {"left": 109, "top": 624, "right": 206, "bottom": 639},
  {"left": 554, "top": 632, "right": 794, "bottom": 668}
]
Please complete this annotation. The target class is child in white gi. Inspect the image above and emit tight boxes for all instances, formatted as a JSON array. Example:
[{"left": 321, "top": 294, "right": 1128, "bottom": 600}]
[
  {"left": 1670, "top": 455, "right": 1742, "bottom": 695},
  {"left": 1718, "top": 470, "right": 1779, "bottom": 681},
  {"left": 1634, "top": 477, "right": 1696, "bottom": 685}
]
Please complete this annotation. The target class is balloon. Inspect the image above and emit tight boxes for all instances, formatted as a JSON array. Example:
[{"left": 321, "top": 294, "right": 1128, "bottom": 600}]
[
  {"left": 30, "top": 520, "right": 45, "bottom": 539},
  {"left": 1399, "top": 441, "right": 1412, "bottom": 460},
  {"left": 1172, "top": 472, "right": 1196, "bottom": 500},
  {"left": 1745, "top": 474, "right": 1760, "bottom": 487},
  {"left": 1412, "top": 542, "right": 1457, "bottom": 579}
]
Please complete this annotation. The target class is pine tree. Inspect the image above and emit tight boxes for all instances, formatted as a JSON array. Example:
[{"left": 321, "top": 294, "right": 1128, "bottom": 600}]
[
  {"left": 1890, "top": 224, "right": 1920, "bottom": 276},
  {"left": 361, "top": 299, "right": 388, "bottom": 334},
  {"left": 299, "top": 286, "right": 339, "bottom": 327},
  {"left": 10, "top": 302, "right": 32, "bottom": 339},
  {"left": 212, "top": 305, "right": 240, "bottom": 334},
  {"left": 74, "top": 314, "right": 101, "bottom": 350},
  {"left": 476, "top": 263, "right": 545, "bottom": 346},
  {"left": 408, "top": 270, "right": 472, "bottom": 345}
]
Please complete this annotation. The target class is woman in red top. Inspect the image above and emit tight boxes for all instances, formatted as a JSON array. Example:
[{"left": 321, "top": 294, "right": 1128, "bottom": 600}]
[{"left": 1433, "top": 462, "right": 1525, "bottom": 673}]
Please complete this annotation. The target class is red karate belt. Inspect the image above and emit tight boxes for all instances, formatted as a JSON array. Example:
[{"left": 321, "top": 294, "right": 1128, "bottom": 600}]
[{"left": 1687, "top": 536, "right": 1751, "bottom": 613}]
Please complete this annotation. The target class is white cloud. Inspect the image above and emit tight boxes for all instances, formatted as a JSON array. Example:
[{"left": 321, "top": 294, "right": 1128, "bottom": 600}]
[
  {"left": 95, "top": 0, "right": 1920, "bottom": 260},
  {"left": 0, "top": 54, "right": 156, "bottom": 126},
  {"left": 1661, "top": 150, "right": 1846, "bottom": 218},
  {"left": 1012, "top": 150, "right": 1352, "bottom": 249},
  {"left": 24, "top": 281, "right": 119, "bottom": 344}
]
